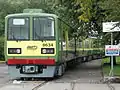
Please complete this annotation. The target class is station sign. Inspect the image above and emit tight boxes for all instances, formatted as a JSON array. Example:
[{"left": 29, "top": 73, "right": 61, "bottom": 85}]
[
  {"left": 105, "top": 45, "right": 119, "bottom": 56},
  {"left": 103, "top": 22, "right": 120, "bottom": 32}
]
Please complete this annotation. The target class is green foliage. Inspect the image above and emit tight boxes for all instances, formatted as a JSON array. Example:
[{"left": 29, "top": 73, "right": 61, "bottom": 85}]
[
  {"left": 0, "top": 37, "right": 4, "bottom": 60},
  {"left": 100, "top": 0, "right": 120, "bottom": 21},
  {"left": 76, "top": 0, "right": 93, "bottom": 22}
]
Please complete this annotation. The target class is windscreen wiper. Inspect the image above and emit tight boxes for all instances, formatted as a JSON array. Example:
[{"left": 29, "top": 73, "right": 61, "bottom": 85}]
[
  {"left": 35, "top": 31, "right": 41, "bottom": 39},
  {"left": 35, "top": 31, "right": 47, "bottom": 42},
  {"left": 12, "top": 34, "right": 19, "bottom": 42},
  {"left": 10, "top": 28, "right": 18, "bottom": 41}
]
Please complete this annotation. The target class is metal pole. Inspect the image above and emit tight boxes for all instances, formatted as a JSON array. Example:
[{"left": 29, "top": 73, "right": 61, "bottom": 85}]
[
  {"left": 111, "top": 32, "right": 114, "bottom": 76},
  {"left": 75, "top": 37, "right": 77, "bottom": 56}
]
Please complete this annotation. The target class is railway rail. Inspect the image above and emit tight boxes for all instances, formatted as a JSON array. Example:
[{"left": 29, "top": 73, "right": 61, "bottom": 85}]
[{"left": 32, "top": 81, "right": 48, "bottom": 90}]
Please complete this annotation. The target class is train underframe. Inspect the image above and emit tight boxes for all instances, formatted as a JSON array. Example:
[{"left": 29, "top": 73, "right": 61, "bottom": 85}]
[{"left": 7, "top": 63, "right": 66, "bottom": 79}]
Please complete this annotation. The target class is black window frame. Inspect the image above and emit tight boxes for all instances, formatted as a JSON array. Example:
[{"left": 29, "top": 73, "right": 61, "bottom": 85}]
[
  {"left": 7, "top": 17, "right": 30, "bottom": 41},
  {"left": 32, "top": 16, "right": 56, "bottom": 41}
]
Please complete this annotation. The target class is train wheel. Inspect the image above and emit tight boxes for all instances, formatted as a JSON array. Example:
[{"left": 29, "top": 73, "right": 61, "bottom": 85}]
[
  {"left": 57, "top": 65, "right": 62, "bottom": 76},
  {"left": 57, "top": 64, "right": 65, "bottom": 76},
  {"left": 61, "top": 64, "right": 65, "bottom": 75}
]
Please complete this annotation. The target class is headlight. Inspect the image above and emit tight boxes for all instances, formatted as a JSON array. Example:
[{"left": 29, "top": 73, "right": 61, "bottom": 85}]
[
  {"left": 42, "top": 49, "right": 47, "bottom": 54},
  {"left": 41, "top": 48, "right": 54, "bottom": 54},
  {"left": 8, "top": 48, "right": 21, "bottom": 54}
]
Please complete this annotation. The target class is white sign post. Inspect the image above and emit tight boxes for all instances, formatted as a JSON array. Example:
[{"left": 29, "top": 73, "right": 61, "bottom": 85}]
[{"left": 103, "top": 22, "right": 120, "bottom": 77}]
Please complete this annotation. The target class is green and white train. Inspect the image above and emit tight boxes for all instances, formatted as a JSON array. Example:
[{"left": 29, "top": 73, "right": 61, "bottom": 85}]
[{"left": 4, "top": 9, "right": 103, "bottom": 78}]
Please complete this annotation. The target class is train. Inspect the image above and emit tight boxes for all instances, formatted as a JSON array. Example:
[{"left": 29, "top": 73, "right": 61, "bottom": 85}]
[{"left": 4, "top": 9, "right": 103, "bottom": 79}]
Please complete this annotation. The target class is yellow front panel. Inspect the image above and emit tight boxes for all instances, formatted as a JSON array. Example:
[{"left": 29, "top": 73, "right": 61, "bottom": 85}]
[{"left": 7, "top": 41, "right": 56, "bottom": 56}]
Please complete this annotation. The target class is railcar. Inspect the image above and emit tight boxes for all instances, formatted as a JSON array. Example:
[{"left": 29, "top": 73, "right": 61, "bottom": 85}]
[
  {"left": 4, "top": 9, "right": 77, "bottom": 78},
  {"left": 4, "top": 9, "right": 103, "bottom": 78}
]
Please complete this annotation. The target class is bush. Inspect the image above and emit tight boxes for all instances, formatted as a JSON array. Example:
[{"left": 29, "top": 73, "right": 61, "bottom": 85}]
[{"left": 0, "top": 37, "right": 4, "bottom": 60}]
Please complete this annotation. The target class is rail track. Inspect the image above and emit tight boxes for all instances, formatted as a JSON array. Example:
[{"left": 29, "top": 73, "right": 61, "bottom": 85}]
[{"left": 32, "top": 81, "right": 48, "bottom": 90}]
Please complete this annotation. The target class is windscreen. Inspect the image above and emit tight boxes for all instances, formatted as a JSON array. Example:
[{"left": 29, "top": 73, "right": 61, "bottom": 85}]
[
  {"left": 33, "top": 17, "right": 55, "bottom": 40},
  {"left": 7, "top": 17, "right": 29, "bottom": 40}
]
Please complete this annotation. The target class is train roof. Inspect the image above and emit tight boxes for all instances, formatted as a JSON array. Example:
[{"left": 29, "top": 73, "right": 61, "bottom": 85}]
[{"left": 5, "top": 13, "right": 58, "bottom": 18}]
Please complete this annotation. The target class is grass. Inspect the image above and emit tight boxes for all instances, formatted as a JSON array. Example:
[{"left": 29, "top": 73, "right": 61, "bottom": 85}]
[
  {"left": 102, "top": 56, "right": 120, "bottom": 76},
  {"left": 103, "top": 65, "right": 120, "bottom": 76}
]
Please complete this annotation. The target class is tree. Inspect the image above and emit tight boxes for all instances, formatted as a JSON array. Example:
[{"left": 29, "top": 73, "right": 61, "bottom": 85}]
[
  {"left": 100, "top": 0, "right": 120, "bottom": 65},
  {"left": 73, "top": 0, "right": 106, "bottom": 44}
]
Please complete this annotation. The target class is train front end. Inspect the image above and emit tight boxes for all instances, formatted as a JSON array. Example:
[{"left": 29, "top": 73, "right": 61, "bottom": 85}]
[{"left": 5, "top": 13, "right": 59, "bottom": 78}]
